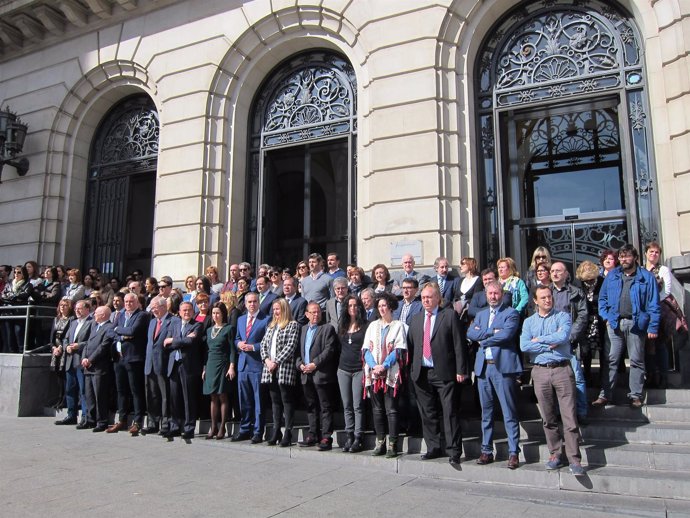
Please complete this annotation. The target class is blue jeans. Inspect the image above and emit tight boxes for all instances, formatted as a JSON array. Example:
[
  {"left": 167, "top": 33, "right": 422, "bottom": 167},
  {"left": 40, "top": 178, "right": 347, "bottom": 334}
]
[
  {"left": 65, "top": 366, "right": 86, "bottom": 419},
  {"left": 477, "top": 363, "right": 520, "bottom": 455},
  {"left": 570, "top": 354, "right": 588, "bottom": 417},
  {"left": 599, "top": 319, "right": 646, "bottom": 401}
]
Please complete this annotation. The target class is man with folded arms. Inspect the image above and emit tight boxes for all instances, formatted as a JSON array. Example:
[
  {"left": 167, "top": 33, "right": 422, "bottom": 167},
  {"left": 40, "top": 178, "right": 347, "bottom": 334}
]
[
  {"left": 467, "top": 281, "right": 522, "bottom": 469},
  {"left": 520, "top": 286, "right": 585, "bottom": 476}
]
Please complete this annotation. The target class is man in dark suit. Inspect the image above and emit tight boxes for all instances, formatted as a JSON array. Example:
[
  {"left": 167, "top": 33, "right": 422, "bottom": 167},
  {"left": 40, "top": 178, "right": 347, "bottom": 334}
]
[
  {"left": 256, "top": 275, "right": 278, "bottom": 315},
  {"left": 467, "top": 269, "right": 512, "bottom": 321},
  {"left": 164, "top": 301, "right": 202, "bottom": 439},
  {"left": 467, "top": 281, "right": 522, "bottom": 469},
  {"left": 143, "top": 296, "right": 174, "bottom": 435},
  {"left": 433, "top": 256, "right": 459, "bottom": 304},
  {"left": 283, "top": 277, "right": 307, "bottom": 326},
  {"left": 407, "top": 282, "right": 468, "bottom": 467},
  {"left": 232, "top": 292, "right": 269, "bottom": 442},
  {"left": 81, "top": 306, "right": 115, "bottom": 432},
  {"left": 295, "top": 303, "right": 339, "bottom": 450},
  {"left": 324, "top": 277, "right": 349, "bottom": 329},
  {"left": 55, "top": 299, "right": 93, "bottom": 427},
  {"left": 361, "top": 288, "right": 377, "bottom": 321},
  {"left": 393, "top": 278, "right": 424, "bottom": 325},
  {"left": 108, "top": 292, "right": 150, "bottom": 435}
]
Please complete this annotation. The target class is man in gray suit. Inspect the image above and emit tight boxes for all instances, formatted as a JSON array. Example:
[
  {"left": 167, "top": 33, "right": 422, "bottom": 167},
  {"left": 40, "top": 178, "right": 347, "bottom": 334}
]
[
  {"left": 392, "top": 253, "right": 430, "bottom": 296},
  {"left": 143, "top": 296, "right": 174, "bottom": 435},
  {"left": 55, "top": 299, "right": 92, "bottom": 427},
  {"left": 325, "top": 277, "right": 349, "bottom": 329}
]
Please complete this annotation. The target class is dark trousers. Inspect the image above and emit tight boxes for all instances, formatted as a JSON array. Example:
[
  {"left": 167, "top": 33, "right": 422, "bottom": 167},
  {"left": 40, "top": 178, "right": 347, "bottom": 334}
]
[
  {"left": 84, "top": 372, "right": 111, "bottom": 427},
  {"left": 114, "top": 360, "right": 146, "bottom": 425},
  {"left": 238, "top": 370, "right": 263, "bottom": 435},
  {"left": 268, "top": 378, "right": 295, "bottom": 432},
  {"left": 369, "top": 386, "right": 399, "bottom": 440},
  {"left": 146, "top": 372, "right": 170, "bottom": 431},
  {"left": 302, "top": 376, "right": 336, "bottom": 437},
  {"left": 414, "top": 367, "right": 463, "bottom": 457},
  {"left": 65, "top": 366, "right": 87, "bottom": 420},
  {"left": 169, "top": 361, "right": 198, "bottom": 434}
]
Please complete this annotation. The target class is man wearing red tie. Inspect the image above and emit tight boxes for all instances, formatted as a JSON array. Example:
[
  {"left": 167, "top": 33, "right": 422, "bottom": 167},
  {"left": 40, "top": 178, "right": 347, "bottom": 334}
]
[{"left": 407, "top": 282, "right": 468, "bottom": 467}]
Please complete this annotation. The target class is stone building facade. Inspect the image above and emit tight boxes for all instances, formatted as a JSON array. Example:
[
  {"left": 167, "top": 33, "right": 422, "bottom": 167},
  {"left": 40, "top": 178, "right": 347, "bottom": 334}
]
[{"left": 0, "top": 0, "right": 688, "bottom": 281}]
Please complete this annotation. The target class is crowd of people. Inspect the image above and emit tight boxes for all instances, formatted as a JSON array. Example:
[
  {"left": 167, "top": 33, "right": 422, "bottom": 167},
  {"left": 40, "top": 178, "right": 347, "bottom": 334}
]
[{"left": 0, "top": 244, "right": 686, "bottom": 475}]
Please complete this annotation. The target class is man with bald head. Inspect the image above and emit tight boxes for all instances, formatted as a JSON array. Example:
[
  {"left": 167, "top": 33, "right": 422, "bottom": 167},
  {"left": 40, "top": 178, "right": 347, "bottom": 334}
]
[
  {"left": 392, "top": 253, "right": 429, "bottom": 296},
  {"left": 81, "top": 306, "right": 115, "bottom": 432}
]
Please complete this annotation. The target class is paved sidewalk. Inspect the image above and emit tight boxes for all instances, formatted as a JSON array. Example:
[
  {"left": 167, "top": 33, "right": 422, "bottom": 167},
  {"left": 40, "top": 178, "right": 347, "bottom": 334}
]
[{"left": 1, "top": 417, "right": 689, "bottom": 517}]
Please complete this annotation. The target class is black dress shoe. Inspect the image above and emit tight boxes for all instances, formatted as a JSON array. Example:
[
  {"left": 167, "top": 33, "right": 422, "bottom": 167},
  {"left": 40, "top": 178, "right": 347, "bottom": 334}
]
[
  {"left": 164, "top": 430, "right": 181, "bottom": 438},
  {"left": 231, "top": 432, "right": 251, "bottom": 442},
  {"left": 449, "top": 455, "right": 461, "bottom": 468},
  {"left": 76, "top": 421, "right": 95, "bottom": 430},
  {"left": 55, "top": 417, "right": 77, "bottom": 426},
  {"left": 92, "top": 425, "right": 107, "bottom": 433},
  {"left": 142, "top": 426, "right": 159, "bottom": 435},
  {"left": 421, "top": 449, "right": 443, "bottom": 460},
  {"left": 280, "top": 430, "right": 292, "bottom": 447},
  {"left": 181, "top": 431, "right": 194, "bottom": 440},
  {"left": 251, "top": 435, "right": 263, "bottom": 444}
]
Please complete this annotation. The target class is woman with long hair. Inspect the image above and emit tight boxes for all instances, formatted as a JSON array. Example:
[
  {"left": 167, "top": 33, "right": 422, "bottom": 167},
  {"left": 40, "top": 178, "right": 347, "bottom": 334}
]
[
  {"left": 260, "top": 298, "right": 300, "bottom": 447},
  {"left": 1, "top": 265, "right": 35, "bottom": 353},
  {"left": 362, "top": 292, "right": 407, "bottom": 458},
  {"left": 455, "top": 257, "right": 482, "bottom": 320},
  {"left": 205, "top": 266, "right": 224, "bottom": 294},
  {"left": 182, "top": 275, "right": 197, "bottom": 302},
  {"left": 24, "top": 260, "right": 42, "bottom": 287},
  {"left": 202, "top": 302, "right": 237, "bottom": 440},
  {"left": 144, "top": 276, "right": 159, "bottom": 308},
  {"left": 337, "top": 294, "right": 368, "bottom": 453},
  {"left": 497, "top": 257, "right": 529, "bottom": 316},
  {"left": 575, "top": 260, "right": 604, "bottom": 384}
]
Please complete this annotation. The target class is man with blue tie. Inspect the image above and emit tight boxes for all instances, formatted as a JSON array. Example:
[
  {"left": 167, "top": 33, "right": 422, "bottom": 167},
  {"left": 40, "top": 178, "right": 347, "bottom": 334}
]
[
  {"left": 361, "top": 288, "right": 376, "bottom": 321},
  {"left": 164, "top": 301, "right": 202, "bottom": 440},
  {"left": 467, "top": 281, "right": 522, "bottom": 469},
  {"left": 232, "top": 292, "right": 269, "bottom": 443},
  {"left": 433, "top": 256, "right": 458, "bottom": 304},
  {"left": 143, "top": 296, "right": 173, "bottom": 435}
]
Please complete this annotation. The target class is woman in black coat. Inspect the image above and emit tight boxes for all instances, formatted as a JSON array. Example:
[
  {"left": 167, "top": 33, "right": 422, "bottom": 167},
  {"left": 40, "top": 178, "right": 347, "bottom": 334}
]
[{"left": 1, "top": 265, "right": 35, "bottom": 353}]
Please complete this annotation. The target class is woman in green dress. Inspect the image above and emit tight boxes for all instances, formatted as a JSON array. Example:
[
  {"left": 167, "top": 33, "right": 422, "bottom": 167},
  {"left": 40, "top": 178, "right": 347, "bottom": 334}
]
[{"left": 202, "top": 302, "right": 237, "bottom": 439}]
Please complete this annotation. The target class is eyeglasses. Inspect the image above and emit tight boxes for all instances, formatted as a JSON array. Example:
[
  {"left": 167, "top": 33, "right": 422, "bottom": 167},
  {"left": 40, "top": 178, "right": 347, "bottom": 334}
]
[
  {"left": 158, "top": 284, "right": 170, "bottom": 288},
  {"left": 239, "top": 267, "right": 248, "bottom": 271},
  {"left": 535, "top": 255, "right": 547, "bottom": 260},
  {"left": 298, "top": 265, "right": 307, "bottom": 270}
]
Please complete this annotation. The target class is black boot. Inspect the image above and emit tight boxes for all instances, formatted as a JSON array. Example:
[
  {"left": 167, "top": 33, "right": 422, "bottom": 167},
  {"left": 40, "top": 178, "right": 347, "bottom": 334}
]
[
  {"left": 349, "top": 434, "right": 363, "bottom": 453},
  {"left": 342, "top": 433, "right": 354, "bottom": 452},
  {"left": 280, "top": 429, "right": 292, "bottom": 447},
  {"left": 267, "top": 427, "right": 283, "bottom": 446}
]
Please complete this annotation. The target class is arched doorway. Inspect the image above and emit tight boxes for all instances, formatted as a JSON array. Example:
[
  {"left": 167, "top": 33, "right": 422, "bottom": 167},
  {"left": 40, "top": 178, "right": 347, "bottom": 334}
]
[
  {"left": 245, "top": 51, "right": 357, "bottom": 268},
  {"left": 82, "top": 95, "right": 159, "bottom": 278},
  {"left": 475, "top": 0, "right": 658, "bottom": 273}
]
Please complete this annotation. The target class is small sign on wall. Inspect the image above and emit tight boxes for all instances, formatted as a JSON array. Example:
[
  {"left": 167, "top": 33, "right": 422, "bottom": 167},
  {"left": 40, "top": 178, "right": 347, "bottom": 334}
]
[{"left": 390, "top": 240, "right": 423, "bottom": 266}]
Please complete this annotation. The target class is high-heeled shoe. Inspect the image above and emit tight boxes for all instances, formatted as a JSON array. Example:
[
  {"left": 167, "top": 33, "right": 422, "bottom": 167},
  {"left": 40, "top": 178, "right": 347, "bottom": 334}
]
[
  {"left": 215, "top": 428, "right": 226, "bottom": 440},
  {"left": 267, "top": 429, "right": 283, "bottom": 446},
  {"left": 206, "top": 428, "right": 218, "bottom": 440}
]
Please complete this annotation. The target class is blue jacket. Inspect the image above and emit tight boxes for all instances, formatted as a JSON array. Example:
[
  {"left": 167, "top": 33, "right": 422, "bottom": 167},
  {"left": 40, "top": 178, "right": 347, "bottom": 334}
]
[
  {"left": 467, "top": 304, "right": 522, "bottom": 374},
  {"left": 598, "top": 266, "right": 660, "bottom": 335},
  {"left": 235, "top": 311, "right": 269, "bottom": 373}
]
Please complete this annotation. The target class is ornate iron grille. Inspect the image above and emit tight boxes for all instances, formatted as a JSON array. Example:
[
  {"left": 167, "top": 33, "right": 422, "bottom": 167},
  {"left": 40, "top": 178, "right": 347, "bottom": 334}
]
[
  {"left": 251, "top": 52, "right": 357, "bottom": 148},
  {"left": 474, "top": 0, "right": 658, "bottom": 265}
]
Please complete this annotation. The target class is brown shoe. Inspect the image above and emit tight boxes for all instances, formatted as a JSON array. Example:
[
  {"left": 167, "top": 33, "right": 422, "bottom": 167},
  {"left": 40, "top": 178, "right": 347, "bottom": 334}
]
[
  {"left": 591, "top": 397, "right": 608, "bottom": 408},
  {"left": 106, "top": 421, "right": 127, "bottom": 434},
  {"left": 128, "top": 423, "right": 140, "bottom": 436},
  {"left": 476, "top": 452, "right": 494, "bottom": 465},
  {"left": 507, "top": 454, "right": 519, "bottom": 470},
  {"left": 630, "top": 398, "right": 643, "bottom": 408}
]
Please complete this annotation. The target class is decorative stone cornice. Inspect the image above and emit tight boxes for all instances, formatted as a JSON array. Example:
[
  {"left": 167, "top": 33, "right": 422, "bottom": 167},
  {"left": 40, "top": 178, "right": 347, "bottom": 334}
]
[{"left": 0, "top": 0, "right": 184, "bottom": 61}]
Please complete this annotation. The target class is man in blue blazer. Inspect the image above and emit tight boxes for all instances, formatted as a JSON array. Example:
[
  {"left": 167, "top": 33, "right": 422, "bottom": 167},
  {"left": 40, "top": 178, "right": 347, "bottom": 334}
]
[
  {"left": 256, "top": 275, "right": 278, "bottom": 315},
  {"left": 164, "top": 301, "right": 202, "bottom": 439},
  {"left": 108, "top": 293, "right": 150, "bottom": 435},
  {"left": 467, "top": 281, "right": 522, "bottom": 469},
  {"left": 233, "top": 292, "right": 269, "bottom": 442},
  {"left": 283, "top": 277, "right": 308, "bottom": 326},
  {"left": 143, "top": 296, "right": 174, "bottom": 435},
  {"left": 393, "top": 278, "right": 424, "bottom": 325}
]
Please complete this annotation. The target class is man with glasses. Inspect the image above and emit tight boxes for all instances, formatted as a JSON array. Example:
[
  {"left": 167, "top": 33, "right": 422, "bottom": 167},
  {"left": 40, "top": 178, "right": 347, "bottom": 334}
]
[
  {"left": 325, "top": 277, "right": 349, "bottom": 330},
  {"left": 238, "top": 262, "right": 256, "bottom": 292},
  {"left": 393, "top": 278, "right": 423, "bottom": 325},
  {"left": 593, "top": 244, "right": 660, "bottom": 408}
]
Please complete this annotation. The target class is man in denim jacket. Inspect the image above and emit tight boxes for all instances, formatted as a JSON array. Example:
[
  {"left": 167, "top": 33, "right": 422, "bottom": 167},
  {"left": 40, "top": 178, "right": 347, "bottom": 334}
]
[{"left": 593, "top": 244, "right": 660, "bottom": 408}]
